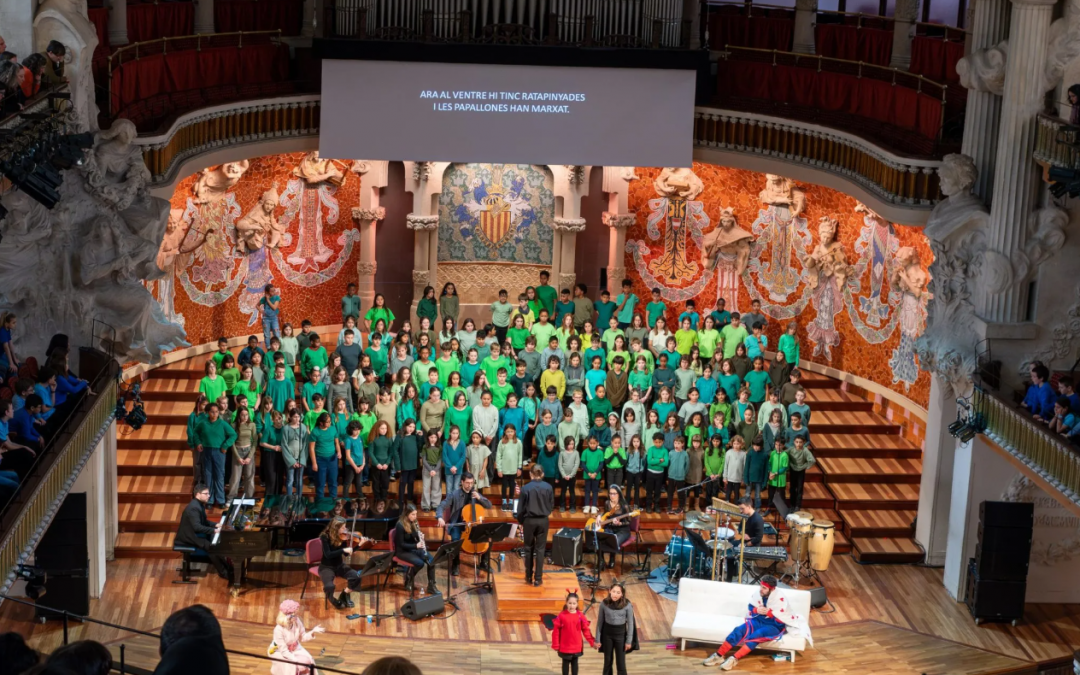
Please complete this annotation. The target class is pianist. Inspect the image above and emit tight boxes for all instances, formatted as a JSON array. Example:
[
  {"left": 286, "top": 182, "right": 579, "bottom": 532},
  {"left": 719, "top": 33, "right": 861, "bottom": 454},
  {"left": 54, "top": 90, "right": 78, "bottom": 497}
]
[{"left": 175, "top": 484, "right": 233, "bottom": 580}]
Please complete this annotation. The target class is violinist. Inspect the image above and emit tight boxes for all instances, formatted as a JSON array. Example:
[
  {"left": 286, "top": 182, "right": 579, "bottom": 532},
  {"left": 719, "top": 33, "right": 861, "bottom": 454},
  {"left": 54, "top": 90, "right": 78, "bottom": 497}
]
[
  {"left": 392, "top": 504, "right": 438, "bottom": 595},
  {"left": 318, "top": 517, "right": 365, "bottom": 610},
  {"left": 436, "top": 472, "right": 492, "bottom": 576}
]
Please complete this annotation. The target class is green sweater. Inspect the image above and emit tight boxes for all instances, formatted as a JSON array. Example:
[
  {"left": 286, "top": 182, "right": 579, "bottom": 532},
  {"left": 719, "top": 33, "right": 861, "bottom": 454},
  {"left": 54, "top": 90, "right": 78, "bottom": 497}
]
[
  {"left": 495, "top": 439, "right": 523, "bottom": 474},
  {"left": 603, "top": 446, "right": 627, "bottom": 470},
  {"left": 767, "top": 450, "right": 789, "bottom": 487},
  {"left": 581, "top": 448, "right": 604, "bottom": 477},
  {"left": 646, "top": 445, "right": 669, "bottom": 472},
  {"left": 300, "top": 346, "right": 329, "bottom": 379},
  {"left": 194, "top": 417, "right": 237, "bottom": 449},
  {"left": 703, "top": 450, "right": 725, "bottom": 477}
]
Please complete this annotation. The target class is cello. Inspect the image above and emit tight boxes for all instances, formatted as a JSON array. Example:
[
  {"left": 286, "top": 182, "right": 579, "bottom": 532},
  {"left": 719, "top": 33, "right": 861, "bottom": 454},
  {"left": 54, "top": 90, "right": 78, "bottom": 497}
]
[{"left": 459, "top": 491, "right": 489, "bottom": 556}]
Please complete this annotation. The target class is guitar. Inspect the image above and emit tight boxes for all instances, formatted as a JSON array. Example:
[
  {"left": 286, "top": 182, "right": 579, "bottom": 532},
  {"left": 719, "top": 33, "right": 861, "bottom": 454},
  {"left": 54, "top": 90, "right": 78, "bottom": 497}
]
[{"left": 585, "top": 509, "right": 641, "bottom": 533}]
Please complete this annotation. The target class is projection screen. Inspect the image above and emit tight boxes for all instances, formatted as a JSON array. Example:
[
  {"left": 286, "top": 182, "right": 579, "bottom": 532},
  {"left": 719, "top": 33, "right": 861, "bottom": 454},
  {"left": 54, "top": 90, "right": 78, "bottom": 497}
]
[{"left": 320, "top": 59, "right": 696, "bottom": 167}]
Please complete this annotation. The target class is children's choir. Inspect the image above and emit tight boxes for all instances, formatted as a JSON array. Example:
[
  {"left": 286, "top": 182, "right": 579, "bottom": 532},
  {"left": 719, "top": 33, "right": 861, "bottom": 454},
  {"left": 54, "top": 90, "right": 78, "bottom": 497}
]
[{"left": 186, "top": 278, "right": 817, "bottom": 516}]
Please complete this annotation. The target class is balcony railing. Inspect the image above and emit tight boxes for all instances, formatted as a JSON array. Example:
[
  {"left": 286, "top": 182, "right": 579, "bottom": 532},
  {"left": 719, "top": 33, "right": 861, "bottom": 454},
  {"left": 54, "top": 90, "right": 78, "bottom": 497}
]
[
  {"left": 1034, "top": 113, "right": 1080, "bottom": 170},
  {"left": 973, "top": 387, "right": 1080, "bottom": 509},
  {"left": 0, "top": 366, "right": 118, "bottom": 598},
  {"left": 321, "top": 0, "right": 693, "bottom": 48},
  {"left": 693, "top": 107, "right": 942, "bottom": 207},
  {"left": 134, "top": 94, "right": 321, "bottom": 184}
]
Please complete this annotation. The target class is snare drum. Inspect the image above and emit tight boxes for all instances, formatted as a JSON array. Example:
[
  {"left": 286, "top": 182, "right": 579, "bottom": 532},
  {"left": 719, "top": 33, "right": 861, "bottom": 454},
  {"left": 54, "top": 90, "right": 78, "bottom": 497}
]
[
  {"left": 786, "top": 511, "right": 813, "bottom": 563},
  {"left": 714, "top": 527, "right": 736, "bottom": 540},
  {"left": 808, "top": 519, "right": 836, "bottom": 571}
]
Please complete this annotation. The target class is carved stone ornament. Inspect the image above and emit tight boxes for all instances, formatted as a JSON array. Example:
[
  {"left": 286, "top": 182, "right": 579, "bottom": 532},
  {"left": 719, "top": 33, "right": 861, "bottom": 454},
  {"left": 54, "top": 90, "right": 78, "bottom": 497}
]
[
  {"left": 620, "top": 167, "right": 639, "bottom": 183},
  {"left": 552, "top": 217, "right": 587, "bottom": 232},
  {"left": 412, "top": 270, "right": 430, "bottom": 285},
  {"left": 193, "top": 160, "right": 250, "bottom": 205},
  {"left": 83, "top": 119, "right": 152, "bottom": 212},
  {"left": 565, "top": 165, "right": 586, "bottom": 186},
  {"left": 235, "top": 185, "right": 283, "bottom": 252},
  {"left": 357, "top": 261, "right": 378, "bottom": 276},
  {"left": 701, "top": 207, "right": 753, "bottom": 276},
  {"left": 1012, "top": 206, "right": 1068, "bottom": 284},
  {"left": 916, "top": 154, "right": 990, "bottom": 398},
  {"left": 893, "top": 0, "right": 919, "bottom": 22},
  {"left": 794, "top": 0, "right": 817, "bottom": 10},
  {"left": 294, "top": 151, "right": 344, "bottom": 186},
  {"left": 759, "top": 174, "right": 806, "bottom": 218},
  {"left": 352, "top": 207, "right": 387, "bottom": 223},
  {"left": 1043, "top": 6, "right": 1080, "bottom": 93},
  {"left": 602, "top": 212, "right": 636, "bottom": 229},
  {"left": 412, "top": 162, "right": 433, "bottom": 182},
  {"left": 406, "top": 214, "right": 440, "bottom": 230},
  {"left": 654, "top": 167, "right": 704, "bottom": 200},
  {"left": 559, "top": 272, "right": 577, "bottom": 290},
  {"left": 957, "top": 41, "right": 1008, "bottom": 95},
  {"left": 351, "top": 160, "right": 372, "bottom": 175},
  {"left": 1026, "top": 282, "right": 1080, "bottom": 371}
]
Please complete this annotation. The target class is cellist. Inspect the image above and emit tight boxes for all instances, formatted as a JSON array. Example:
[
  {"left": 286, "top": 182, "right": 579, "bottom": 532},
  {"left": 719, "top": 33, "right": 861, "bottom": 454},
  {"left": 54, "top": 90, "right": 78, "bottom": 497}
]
[{"left": 436, "top": 472, "right": 493, "bottom": 576}]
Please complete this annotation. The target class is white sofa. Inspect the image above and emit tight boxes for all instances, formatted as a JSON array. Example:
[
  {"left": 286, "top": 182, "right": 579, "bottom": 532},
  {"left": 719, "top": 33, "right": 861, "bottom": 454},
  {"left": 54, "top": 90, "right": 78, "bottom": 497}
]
[{"left": 670, "top": 578, "right": 810, "bottom": 662}]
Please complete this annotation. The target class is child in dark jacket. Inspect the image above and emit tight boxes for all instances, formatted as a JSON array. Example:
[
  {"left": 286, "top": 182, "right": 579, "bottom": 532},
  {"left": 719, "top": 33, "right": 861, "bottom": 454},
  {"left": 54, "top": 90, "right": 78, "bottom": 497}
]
[{"left": 551, "top": 590, "right": 596, "bottom": 675}]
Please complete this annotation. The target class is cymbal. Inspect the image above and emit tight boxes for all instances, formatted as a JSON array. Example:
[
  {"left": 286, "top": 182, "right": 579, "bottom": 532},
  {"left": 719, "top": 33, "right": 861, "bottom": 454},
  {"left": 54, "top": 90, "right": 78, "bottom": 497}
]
[
  {"left": 708, "top": 539, "right": 733, "bottom": 551},
  {"left": 686, "top": 511, "right": 712, "bottom": 523},
  {"left": 680, "top": 519, "right": 711, "bottom": 530}
]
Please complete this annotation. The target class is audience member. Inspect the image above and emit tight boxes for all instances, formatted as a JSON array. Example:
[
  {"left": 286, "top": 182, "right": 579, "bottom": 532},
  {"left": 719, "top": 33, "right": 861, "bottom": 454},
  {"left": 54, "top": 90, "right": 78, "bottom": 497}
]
[
  {"left": 0, "top": 632, "right": 40, "bottom": 675},
  {"left": 360, "top": 657, "right": 423, "bottom": 675},
  {"left": 46, "top": 641, "right": 111, "bottom": 675},
  {"left": 154, "top": 605, "right": 229, "bottom": 675}
]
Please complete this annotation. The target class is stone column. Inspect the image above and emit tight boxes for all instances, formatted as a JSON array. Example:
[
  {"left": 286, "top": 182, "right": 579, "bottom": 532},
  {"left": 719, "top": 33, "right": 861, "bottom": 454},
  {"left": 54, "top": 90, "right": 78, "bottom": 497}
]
[
  {"left": 792, "top": 0, "right": 817, "bottom": 55},
  {"left": 960, "top": 0, "right": 1011, "bottom": 200},
  {"left": 108, "top": 0, "right": 129, "bottom": 46},
  {"left": 915, "top": 375, "right": 960, "bottom": 566},
  {"left": 407, "top": 214, "right": 439, "bottom": 324},
  {"left": 602, "top": 212, "right": 636, "bottom": 291},
  {"left": 552, "top": 217, "right": 587, "bottom": 290},
  {"left": 889, "top": 0, "right": 919, "bottom": 70},
  {"left": 194, "top": 0, "right": 215, "bottom": 34},
  {"left": 350, "top": 160, "right": 389, "bottom": 312},
  {"left": 980, "top": 0, "right": 1055, "bottom": 324}
]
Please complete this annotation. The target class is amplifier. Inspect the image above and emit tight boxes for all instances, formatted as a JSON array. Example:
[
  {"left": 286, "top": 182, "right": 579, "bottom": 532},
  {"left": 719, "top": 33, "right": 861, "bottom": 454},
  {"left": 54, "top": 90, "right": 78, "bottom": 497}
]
[
  {"left": 552, "top": 528, "right": 582, "bottom": 567},
  {"left": 974, "top": 541, "right": 1031, "bottom": 582},
  {"left": 401, "top": 593, "right": 444, "bottom": 621},
  {"left": 779, "top": 581, "right": 828, "bottom": 609}
]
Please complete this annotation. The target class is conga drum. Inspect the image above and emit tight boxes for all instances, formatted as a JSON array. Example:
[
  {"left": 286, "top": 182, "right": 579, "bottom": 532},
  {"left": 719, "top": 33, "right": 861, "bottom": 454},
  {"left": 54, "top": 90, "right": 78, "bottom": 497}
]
[
  {"left": 786, "top": 511, "right": 813, "bottom": 563},
  {"left": 808, "top": 520, "right": 836, "bottom": 571}
]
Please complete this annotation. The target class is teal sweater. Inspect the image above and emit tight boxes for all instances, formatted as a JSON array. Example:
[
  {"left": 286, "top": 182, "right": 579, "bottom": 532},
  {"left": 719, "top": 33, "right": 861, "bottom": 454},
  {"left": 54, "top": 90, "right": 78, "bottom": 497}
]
[{"left": 667, "top": 450, "right": 689, "bottom": 481}]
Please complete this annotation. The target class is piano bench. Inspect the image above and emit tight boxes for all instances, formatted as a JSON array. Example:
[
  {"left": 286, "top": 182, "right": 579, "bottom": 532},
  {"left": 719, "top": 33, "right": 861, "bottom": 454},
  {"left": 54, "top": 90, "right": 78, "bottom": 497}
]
[{"left": 173, "top": 544, "right": 209, "bottom": 584}]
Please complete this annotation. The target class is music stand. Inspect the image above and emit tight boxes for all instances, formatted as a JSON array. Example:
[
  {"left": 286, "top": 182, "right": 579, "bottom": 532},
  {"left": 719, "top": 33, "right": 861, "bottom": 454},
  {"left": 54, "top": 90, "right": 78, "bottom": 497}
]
[
  {"left": 582, "top": 528, "right": 620, "bottom": 575},
  {"left": 431, "top": 539, "right": 464, "bottom": 608},
  {"left": 466, "top": 522, "right": 512, "bottom": 590},
  {"left": 683, "top": 528, "right": 714, "bottom": 579},
  {"left": 358, "top": 551, "right": 395, "bottom": 626},
  {"left": 771, "top": 490, "right": 790, "bottom": 546}
]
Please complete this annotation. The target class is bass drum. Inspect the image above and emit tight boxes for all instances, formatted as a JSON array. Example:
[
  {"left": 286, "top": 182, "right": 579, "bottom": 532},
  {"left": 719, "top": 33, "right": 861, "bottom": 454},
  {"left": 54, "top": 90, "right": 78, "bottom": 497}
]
[
  {"left": 664, "top": 536, "right": 710, "bottom": 578},
  {"left": 808, "top": 519, "right": 836, "bottom": 571}
]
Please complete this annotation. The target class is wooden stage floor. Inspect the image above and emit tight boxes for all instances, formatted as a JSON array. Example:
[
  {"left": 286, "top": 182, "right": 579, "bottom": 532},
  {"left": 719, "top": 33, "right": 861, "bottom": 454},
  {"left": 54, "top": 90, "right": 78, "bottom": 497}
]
[{"left": 1, "top": 554, "right": 1077, "bottom": 675}]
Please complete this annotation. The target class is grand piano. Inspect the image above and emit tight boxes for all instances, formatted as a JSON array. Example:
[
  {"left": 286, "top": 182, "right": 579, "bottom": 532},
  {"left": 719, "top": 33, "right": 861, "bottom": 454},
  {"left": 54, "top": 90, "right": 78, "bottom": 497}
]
[{"left": 212, "top": 497, "right": 273, "bottom": 595}]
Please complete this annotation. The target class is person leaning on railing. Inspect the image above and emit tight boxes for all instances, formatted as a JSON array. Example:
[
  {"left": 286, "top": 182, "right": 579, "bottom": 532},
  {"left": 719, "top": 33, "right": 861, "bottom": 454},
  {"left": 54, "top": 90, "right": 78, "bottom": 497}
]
[{"left": 1020, "top": 364, "right": 1057, "bottom": 422}]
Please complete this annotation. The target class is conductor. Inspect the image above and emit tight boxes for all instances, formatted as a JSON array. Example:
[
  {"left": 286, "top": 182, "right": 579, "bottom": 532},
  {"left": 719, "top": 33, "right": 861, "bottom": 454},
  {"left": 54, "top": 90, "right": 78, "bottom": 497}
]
[{"left": 515, "top": 464, "right": 555, "bottom": 586}]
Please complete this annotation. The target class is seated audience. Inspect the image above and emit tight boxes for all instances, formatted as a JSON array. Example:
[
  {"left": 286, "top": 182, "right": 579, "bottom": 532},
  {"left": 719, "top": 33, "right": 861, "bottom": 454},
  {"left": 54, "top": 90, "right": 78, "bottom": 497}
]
[{"left": 154, "top": 605, "right": 229, "bottom": 675}]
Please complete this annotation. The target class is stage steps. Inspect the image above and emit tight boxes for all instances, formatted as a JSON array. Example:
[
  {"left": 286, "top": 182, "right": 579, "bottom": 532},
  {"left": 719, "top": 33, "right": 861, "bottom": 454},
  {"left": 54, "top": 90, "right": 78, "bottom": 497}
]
[
  {"left": 851, "top": 536, "right": 925, "bottom": 564},
  {"left": 115, "top": 333, "right": 890, "bottom": 562}
]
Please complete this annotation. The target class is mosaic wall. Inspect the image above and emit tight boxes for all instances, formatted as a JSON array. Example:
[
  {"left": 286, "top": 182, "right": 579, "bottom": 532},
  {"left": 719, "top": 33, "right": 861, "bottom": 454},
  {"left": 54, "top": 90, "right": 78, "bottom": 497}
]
[
  {"left": 437, "top": 163, "right": 555, "bottom": 264},
  {"left": 624, "top": 163, "right": 933, "bottom": 406},
  {"left": 154, "top": 152, "right": 361, "bottom": 345}
]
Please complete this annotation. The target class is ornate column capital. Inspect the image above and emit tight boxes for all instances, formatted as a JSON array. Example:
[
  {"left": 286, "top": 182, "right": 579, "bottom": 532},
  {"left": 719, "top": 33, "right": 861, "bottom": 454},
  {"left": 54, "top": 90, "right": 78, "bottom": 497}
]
[
  {"left": 412, "top": 162, "right": 434, "bottom": 182},
  {"left": 1010, "top": 0, "right": 1055, "bottom": 6},
  {"left": 794, "top": 0, "right": 817, "bottom": 10},
  {"left": 352, "top": 207, "right": 386, "bottom": 223},
  {"left": 565, "top": 165, "right": 586, "bottom": 185},
  {"left": 357, "top": 261, "right": 378, "bottom": 276},
  {"left": 552, "top": 217, "right": 587, "bottom": 232},
  {"left": 602, "top": 212, "right": 636, "bottom": 229},
  {"left": 406, "top": 214, "right": 440, "bottom": 230}
]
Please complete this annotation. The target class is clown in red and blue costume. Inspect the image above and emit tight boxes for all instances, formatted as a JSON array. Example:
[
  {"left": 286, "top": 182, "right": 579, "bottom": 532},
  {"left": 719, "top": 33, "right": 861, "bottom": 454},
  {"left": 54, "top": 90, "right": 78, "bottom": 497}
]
[{"left": 703, "top": 575, "right": 808, "bottom": 670}]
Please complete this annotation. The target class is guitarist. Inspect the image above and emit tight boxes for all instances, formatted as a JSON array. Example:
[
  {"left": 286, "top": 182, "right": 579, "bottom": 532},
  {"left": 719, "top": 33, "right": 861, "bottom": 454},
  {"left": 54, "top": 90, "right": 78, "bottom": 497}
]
[
  {"left": 599, "top": 485, "right": 632, "bottom": 569},
  {"left": 437, "top": 472, "right": 493, "bottom": 577},
  {"left": 515, "top": 464, "right": 554, "bottom": 586}
]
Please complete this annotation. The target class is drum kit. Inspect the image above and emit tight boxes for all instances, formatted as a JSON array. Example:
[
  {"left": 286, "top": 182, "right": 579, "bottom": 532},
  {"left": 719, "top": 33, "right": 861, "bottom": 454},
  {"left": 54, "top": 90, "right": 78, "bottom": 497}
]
[
  {"left": 661, "top": 504, "right": 838, "bottom": 586},
  {"left": 784, "top": 510, "right": 835, "bottom": 582}
]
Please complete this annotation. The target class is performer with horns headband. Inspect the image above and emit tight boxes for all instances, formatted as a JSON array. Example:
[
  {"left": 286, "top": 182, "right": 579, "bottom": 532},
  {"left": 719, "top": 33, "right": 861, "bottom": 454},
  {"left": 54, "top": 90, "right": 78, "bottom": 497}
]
[{"left": 702, "top": 575, "right": 812, "bottom": 670}]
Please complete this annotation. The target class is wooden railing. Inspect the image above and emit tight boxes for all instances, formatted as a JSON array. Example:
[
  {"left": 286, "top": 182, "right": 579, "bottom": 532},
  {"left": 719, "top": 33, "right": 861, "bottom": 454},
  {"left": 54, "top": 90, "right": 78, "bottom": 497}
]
[
  {"left": 693, "top": 107, "right": 942, "bottom": 207},
  {"left": 0, "top": 370, "right": 118, "bottom": 598},
  {"left": 1034, "top": 113, "right": 1080, "bottom": 170},
  {"left": 135, "top": 95, "right": 321, "bottom": 183},
  {"left": 913, "top": 19, "right": 968, "bottom": 40},
  {"left": 973, "top": 387, "right": 1080, "bottom": 508}
]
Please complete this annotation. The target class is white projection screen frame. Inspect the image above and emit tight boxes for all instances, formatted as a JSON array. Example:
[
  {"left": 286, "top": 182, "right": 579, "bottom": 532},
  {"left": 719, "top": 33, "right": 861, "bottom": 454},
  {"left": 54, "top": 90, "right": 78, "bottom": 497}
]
[{"left": 320, "top": 60, "right": 695, "bottom": 167}]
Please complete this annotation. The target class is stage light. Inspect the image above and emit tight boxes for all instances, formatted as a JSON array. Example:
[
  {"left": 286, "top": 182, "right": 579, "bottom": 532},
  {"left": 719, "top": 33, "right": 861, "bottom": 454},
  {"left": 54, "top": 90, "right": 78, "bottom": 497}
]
[
  {"left": 0, "top": 101, "right": 87, "bottom": 210},
  {"left": 16, "top": 565, "right": 47, "bottom": 600},
  {"left": 1048, "top": 166, "right": 1080, "bottom": 199}
]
